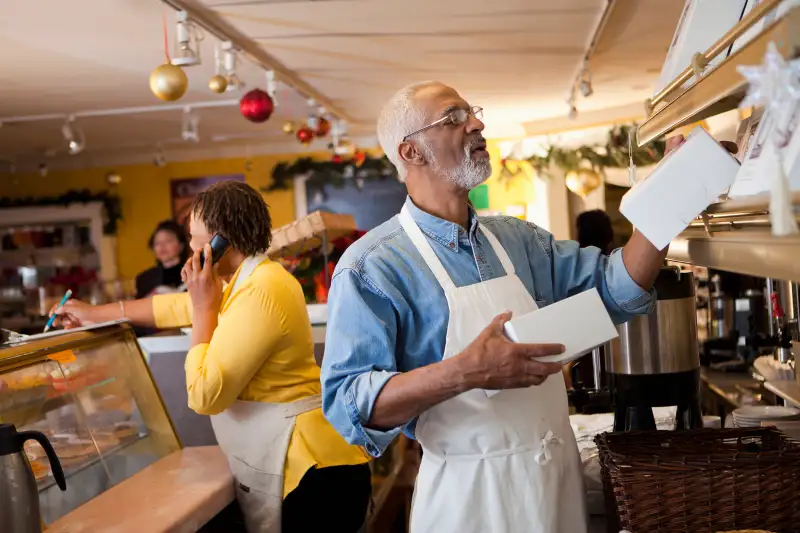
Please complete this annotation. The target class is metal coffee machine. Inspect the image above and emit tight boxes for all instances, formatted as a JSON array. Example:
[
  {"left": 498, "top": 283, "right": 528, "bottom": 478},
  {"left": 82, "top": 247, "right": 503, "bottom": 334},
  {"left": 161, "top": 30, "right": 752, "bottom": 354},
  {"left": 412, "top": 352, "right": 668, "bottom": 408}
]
[{"left": 606, "top": 267, "right": 703, "bottom": 431}]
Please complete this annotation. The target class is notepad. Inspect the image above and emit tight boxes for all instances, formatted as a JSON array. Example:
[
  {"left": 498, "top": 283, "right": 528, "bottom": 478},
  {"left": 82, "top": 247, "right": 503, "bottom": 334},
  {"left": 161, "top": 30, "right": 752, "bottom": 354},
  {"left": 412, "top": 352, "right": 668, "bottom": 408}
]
[{"left": 503, "top": 288, "right": 618, "bottom": 365}]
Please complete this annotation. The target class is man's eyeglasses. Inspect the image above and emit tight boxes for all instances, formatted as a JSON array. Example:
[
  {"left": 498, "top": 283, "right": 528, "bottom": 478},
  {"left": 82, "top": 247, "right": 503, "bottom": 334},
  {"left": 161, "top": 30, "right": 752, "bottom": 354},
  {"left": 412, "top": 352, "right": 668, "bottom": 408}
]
[{"left": 402, "top": 106, "right": 483, "bottom": 142}]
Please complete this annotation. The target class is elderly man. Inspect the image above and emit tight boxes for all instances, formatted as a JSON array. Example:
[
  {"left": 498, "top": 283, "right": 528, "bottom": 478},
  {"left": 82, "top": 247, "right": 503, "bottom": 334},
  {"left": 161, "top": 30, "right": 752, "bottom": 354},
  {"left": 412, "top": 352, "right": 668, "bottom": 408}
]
[{"left": 321, "top": 81, "right": 666, "bottom": 533}]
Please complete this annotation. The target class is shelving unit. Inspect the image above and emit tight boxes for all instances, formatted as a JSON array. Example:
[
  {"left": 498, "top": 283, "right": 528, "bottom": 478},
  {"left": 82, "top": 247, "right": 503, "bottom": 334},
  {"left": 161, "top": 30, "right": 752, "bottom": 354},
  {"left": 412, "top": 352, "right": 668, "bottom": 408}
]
[
  {"left": 636, "top": 4, "right": 800, "bottom": 281},
  {"left": 638, "top": 1, "right": 800, "bottom": 146}
]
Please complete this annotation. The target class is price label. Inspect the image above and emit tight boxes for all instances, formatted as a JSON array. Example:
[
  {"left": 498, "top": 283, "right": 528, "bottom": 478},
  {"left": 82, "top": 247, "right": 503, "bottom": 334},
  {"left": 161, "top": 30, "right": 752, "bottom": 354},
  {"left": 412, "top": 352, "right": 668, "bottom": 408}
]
[{"left": 47, "top": 350, "right": 77, "bottom": 365}]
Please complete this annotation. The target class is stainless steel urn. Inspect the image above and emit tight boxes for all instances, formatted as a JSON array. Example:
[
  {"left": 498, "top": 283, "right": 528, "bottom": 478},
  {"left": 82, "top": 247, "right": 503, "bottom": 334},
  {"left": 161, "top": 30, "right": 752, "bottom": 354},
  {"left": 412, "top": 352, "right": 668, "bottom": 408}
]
[
  {"left": 605, "top": 267, "right": 703, "bottom": 431},
  {"left": 607, "top": 267, "right": 699, "bottom": 375}
]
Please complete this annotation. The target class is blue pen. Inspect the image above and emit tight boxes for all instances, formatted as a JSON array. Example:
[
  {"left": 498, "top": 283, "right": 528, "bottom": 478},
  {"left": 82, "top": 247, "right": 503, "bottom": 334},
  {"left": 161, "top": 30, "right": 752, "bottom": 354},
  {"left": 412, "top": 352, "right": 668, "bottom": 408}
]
[{"left": 44, "top": 290, "right": 73, "bottom": 333}]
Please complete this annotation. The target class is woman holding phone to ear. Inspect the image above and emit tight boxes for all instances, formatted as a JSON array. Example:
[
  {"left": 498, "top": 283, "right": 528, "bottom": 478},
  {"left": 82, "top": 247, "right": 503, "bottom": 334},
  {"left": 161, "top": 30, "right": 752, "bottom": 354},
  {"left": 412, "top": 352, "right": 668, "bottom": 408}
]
[{"left": 51, "top": 181, "right": 372, "bottom": 533}]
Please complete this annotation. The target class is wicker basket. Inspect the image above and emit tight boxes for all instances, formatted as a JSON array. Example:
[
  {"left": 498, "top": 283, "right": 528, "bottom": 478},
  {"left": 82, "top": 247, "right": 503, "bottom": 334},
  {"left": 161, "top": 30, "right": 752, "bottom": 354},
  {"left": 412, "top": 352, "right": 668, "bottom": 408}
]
[{"left": 595, "top": 427, "right": 800, "bottom": 533}]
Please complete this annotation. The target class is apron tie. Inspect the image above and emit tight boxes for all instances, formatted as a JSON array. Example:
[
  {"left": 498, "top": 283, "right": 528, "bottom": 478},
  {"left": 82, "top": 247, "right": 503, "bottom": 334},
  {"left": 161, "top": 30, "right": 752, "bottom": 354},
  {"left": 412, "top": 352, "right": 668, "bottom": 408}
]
[{"left": 534, "top": 430, "right": 563, "bottom": 465}]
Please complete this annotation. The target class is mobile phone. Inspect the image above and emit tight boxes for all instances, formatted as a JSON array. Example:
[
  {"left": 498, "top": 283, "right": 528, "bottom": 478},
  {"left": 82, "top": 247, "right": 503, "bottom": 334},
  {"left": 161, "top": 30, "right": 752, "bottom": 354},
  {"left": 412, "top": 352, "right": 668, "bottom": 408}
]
[{"left": 199, "top": 234, "right": 230, "bottom": 268}]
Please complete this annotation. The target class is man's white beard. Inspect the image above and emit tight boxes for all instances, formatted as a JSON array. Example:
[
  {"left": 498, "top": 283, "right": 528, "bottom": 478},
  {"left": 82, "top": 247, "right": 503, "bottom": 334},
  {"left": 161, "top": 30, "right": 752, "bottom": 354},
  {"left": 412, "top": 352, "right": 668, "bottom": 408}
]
[{"left": 421, "top": 141, "right": 492, "bottom": 190}]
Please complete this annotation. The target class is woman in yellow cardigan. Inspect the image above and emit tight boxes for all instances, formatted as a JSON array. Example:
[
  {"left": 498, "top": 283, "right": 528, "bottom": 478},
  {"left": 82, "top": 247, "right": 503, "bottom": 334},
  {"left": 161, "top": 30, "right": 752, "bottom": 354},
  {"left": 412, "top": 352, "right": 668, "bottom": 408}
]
[{"left": 52, "top": 181, "right": 371, "bottom": 533}]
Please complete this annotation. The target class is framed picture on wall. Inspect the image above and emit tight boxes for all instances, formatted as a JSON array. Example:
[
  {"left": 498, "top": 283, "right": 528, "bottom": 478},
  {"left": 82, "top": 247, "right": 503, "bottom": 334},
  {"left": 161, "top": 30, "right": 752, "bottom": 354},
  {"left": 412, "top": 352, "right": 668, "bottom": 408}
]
[
  {"left": 170, "top": 175, "right": 245, "bottom": 232},
  {"left": 303, "top": 179, "right": 407, "bottom": 231}
]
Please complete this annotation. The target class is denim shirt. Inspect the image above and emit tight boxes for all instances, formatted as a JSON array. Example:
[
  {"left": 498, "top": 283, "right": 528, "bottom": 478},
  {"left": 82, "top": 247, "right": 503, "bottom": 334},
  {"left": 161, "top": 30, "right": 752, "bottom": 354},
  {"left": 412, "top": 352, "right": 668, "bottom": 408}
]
[{"left": 321, "top": 197, "right": 655, "bottom": 457}]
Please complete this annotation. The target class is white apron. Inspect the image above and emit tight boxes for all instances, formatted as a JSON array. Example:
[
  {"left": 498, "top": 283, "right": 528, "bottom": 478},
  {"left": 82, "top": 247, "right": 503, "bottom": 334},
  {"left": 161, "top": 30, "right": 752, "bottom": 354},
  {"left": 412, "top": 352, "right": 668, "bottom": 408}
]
[
  {"left": 399, "top": 207, "right": 587, "bottom": 533},
  {"left": 209, "top": 255, "right": 322, "bottom": 533}
]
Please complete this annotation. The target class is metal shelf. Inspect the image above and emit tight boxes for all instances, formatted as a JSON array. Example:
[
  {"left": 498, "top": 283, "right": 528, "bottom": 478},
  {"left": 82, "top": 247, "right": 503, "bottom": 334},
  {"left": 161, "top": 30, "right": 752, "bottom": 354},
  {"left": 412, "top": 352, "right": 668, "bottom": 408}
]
[
  {"left": 637, "top": 5, "right": 800, "bottom": 146},
  {"left": 667, "top": 193, "right": 800, "bottom": 281}
]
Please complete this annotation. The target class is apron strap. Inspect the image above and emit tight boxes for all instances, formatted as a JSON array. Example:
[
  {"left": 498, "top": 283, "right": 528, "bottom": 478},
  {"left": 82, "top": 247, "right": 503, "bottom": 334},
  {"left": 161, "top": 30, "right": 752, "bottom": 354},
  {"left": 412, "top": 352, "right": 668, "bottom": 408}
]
[
  {"left": 399, "top": 206, "right": 456, "bottom": 292},
  {"left": 478, "top": 224, "right": 515, "bottom": 277},
  {"left": 282, "top": 394, "right": 322, "bottom": 418}
]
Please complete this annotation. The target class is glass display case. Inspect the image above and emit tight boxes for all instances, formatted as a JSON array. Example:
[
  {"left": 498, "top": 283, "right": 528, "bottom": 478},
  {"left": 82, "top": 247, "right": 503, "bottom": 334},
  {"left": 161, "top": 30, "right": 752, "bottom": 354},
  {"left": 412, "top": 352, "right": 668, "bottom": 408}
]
[{"left": 0, "top": 323, "right": 180, "bottom": 524}]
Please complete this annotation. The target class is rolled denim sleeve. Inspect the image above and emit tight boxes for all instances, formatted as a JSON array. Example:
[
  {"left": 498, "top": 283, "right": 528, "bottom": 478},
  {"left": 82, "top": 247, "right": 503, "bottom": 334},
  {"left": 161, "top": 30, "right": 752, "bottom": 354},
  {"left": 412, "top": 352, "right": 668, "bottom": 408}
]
[
  {"left": 544, "top": 229, "right": 655, "bottom": 324},
  {"left": 321, "top": 267, "right": 403, "bottom": 457}
]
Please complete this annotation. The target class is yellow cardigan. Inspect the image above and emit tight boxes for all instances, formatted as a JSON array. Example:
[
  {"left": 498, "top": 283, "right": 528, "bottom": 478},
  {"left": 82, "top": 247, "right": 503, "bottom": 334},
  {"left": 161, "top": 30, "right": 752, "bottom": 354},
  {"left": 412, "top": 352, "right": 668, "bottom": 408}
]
[{"left": 152, "top": 258, "right": 369, "bottom": 498}]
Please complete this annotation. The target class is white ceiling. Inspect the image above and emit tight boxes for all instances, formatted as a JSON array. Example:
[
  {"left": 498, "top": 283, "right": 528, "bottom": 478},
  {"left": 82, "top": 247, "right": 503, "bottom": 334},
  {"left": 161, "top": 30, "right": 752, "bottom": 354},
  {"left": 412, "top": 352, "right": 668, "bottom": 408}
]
[{"left": 0, "top": 0, "right": 682, "bottom": 169}]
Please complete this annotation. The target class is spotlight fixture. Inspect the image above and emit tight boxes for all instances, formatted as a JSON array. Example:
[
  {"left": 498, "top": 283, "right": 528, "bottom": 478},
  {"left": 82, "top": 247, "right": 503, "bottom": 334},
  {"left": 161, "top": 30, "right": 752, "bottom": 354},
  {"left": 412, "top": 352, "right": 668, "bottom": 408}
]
[
  {"left": 566, "top": 92, "right": 578, "bottom": 120},
  {"left": 61, "top": 117, "right": 85, "bottom": 155},
  {"left": 153, "top": 147, "right": 167, "bottom": 167},
  {"left": 182, "top": 107, "right": 200, "bottom": 143},
  {"left": 106, "top": 172, "right": 122, "bottom": 185},
  {"left": 568, "top": 105, "right": 578, "bottom": 120},
  {"left": 579, "top": 65, "right": 593, "bottom": 98},
  {"left": 172, "top": 11, "right": 203, "bottom": 67},
  {"left": 265, "top": 70, "right": 277, "bottom": 104},
  {"left": 222, "top": 41, "right": 244, "bottom": 92}
]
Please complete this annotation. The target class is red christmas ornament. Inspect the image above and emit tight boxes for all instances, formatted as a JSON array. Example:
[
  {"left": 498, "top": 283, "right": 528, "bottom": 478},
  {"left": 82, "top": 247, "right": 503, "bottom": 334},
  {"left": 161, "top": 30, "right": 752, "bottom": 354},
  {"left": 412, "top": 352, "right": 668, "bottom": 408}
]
[
  {"left": 314, "top": 117, "right": 331, "bottom": 137},
  {"left": 296, "top": 126, "right": 315, "bottom": 146},
  {"left": 331, "top": 154, "right": 343, "bottom": 163},
  {"left": 353, "top": 149, "right": 366, "bottom": 167},
  {"left": 239, "top": 89, "right": 274, "bottom": 123}
]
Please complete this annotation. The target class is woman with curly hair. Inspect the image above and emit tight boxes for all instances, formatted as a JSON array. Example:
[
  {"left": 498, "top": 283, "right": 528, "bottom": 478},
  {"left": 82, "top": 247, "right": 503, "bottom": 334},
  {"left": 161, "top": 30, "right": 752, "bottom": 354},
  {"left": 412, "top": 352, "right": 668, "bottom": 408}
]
[{"left": 51, "top": 181, "right": 371, "bottom": 533}]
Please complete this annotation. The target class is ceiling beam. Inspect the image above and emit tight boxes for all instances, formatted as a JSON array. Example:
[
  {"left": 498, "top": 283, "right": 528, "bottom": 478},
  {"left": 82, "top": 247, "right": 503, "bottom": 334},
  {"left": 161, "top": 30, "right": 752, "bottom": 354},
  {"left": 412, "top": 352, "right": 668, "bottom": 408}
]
[{"left": 163, "top": 0, "right": 357, "bottom": 125}]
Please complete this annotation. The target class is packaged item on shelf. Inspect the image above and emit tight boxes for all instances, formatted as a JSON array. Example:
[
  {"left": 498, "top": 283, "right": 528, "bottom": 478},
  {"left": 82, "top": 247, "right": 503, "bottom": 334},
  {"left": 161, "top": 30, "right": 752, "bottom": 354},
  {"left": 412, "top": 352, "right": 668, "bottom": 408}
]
[
  {"left": 620, "top": 126, "right": 740, "bottom": 250},
  {"left": 655, "top": 0, "right": 747, "bottom": 96},
  {"left": 729, "top": 100, "right": 800, "bottom": 197}
]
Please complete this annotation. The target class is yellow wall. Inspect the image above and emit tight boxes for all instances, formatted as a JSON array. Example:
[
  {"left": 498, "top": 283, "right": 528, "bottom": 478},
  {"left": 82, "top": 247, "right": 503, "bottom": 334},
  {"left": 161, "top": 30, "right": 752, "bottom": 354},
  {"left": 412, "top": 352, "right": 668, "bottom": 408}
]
[
  {"left": 0, "top": 152, "right": 321, "bottom": 280},
  {"left": 484, "top": 139, "right": 536, "bottom": 213}
]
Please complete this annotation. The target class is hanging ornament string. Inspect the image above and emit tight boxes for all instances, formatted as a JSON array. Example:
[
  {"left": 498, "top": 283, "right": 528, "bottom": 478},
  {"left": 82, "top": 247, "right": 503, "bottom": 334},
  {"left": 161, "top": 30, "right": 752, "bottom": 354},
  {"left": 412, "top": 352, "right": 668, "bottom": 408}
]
[
  {"left": 162, "top": 8, "right": 171, "bottom": 64},
  {"left": 737, "top": 42, "right": 800, "bottom": 236}
]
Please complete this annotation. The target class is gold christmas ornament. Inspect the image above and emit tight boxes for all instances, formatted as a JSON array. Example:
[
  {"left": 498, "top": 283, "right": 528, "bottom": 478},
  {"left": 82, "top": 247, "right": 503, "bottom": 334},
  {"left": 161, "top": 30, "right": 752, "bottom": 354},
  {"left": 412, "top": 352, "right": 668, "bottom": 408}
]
[
  {"left": 282, "top": 121, "right": 296, "bottom": 135},
  {"left": 208, "top": 74, "right": 228, "bottom": 94},
  {"left": 149, "top": 63, "right": 188, "bottom": 102},
  {"left": 565, "top": 168, "right": 602, "bottom": 198}
]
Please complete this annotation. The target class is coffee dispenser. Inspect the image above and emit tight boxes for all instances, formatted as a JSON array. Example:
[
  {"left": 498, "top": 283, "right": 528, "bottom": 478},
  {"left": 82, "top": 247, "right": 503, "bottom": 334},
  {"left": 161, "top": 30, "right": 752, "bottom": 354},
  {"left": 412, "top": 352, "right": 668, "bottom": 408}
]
[{"left": 606, "top": 267, "right": 703, "bottom": 431}]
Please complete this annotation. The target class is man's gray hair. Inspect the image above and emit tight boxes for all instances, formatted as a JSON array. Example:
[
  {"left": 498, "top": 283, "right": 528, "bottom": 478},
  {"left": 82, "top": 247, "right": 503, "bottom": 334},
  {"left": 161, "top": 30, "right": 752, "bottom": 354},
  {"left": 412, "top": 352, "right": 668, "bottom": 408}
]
[{"left": 377, "top": 81, "right": 442, "bottom": 181}]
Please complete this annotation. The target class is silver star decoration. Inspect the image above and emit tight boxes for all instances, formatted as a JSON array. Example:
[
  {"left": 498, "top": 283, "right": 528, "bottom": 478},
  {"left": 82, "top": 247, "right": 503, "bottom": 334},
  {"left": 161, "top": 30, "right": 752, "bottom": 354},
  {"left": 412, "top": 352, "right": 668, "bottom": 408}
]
[{"left": 738, "top": 42, "right": 800, "bottom": 111}]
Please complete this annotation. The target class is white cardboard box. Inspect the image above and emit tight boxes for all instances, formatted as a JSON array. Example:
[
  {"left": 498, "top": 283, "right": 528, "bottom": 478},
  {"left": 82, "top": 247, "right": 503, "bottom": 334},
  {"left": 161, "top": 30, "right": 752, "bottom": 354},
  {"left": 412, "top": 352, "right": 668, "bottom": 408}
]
[
  {"left": 620, "top": 126, "right": 740, "bottom": 250},
  {"left": 655, "top": 0, "right": 747, "bottom": 95},
  {"left": 503, "top": 288, "right": 618, "bottom": 365}
]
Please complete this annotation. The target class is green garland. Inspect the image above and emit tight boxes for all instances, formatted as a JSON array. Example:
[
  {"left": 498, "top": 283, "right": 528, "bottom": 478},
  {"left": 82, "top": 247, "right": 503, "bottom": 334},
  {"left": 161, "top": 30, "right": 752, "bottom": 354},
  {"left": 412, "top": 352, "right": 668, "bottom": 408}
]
[
  {"left": 264, "top": 155, "right": 398, "bottom": 198},
  {"left": 0, "top": 189, "right": 122, "bottom": 235},
  {"left": 502, "top": 124, "right": 666, "bottom": 183}
]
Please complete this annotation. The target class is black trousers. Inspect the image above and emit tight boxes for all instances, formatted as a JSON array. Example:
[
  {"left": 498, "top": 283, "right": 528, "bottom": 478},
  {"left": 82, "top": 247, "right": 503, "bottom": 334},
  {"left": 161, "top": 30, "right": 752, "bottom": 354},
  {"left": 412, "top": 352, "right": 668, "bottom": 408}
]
[{"left": 282, "top": 463, "right": 372, "bottom": 533}]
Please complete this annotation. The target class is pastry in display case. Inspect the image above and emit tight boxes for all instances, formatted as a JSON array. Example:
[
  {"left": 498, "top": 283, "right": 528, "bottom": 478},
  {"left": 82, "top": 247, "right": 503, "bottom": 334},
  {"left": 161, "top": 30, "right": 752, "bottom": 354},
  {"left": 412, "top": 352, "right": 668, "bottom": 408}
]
[{"left": 0, "top": 322, "right": 181, "bottom": 525}]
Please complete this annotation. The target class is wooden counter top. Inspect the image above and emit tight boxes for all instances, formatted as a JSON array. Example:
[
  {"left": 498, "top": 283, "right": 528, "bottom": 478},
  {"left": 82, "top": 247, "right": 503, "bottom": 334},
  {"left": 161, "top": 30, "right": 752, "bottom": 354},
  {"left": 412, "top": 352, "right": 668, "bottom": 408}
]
[{"left": 48, "top": 446, "right": 234, "bottom": 533}]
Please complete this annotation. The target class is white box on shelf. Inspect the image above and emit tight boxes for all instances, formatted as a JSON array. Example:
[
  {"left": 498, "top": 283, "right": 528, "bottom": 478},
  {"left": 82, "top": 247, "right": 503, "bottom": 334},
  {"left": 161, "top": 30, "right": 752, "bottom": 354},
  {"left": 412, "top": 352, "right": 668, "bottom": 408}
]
[
  {"left": 729, "top": 100, "right": 800, "bottom": 197},
  {"left": 503, "top": 288, "right": 618, "bottom": 365},
  {"left": 655, "top": 0, "right": 747, "bottom": 95},
  {"left": 620, "top": 127, "right": 740, "bottom": 250}
]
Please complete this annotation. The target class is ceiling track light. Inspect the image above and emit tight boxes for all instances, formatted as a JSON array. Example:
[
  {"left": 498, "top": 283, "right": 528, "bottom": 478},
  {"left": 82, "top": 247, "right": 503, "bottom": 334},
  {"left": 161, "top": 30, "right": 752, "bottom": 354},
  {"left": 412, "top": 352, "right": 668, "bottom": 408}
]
[
  {"left": 221, "top": 41, "right": 244, "bottom": 92},
  {"left": 566, "top": 92, "right": 578, "bottom": 121},
  {"left": 181, "top": 107, "right": 200, "bottom": 143},
  {"left": 61, "top": 116, "right": 85, "bottom": 155},
  {"left": 153, "top": 147, "right": 167, "bottom": 167},
  {"left": 579, "top": 64, "right": 593, "bottom": 98},
  {"left": 172, "top": 10, "right": 203, "bottom": 67},
  {"left": 265, "top": 70, "right": 277, "bottom": 104}
]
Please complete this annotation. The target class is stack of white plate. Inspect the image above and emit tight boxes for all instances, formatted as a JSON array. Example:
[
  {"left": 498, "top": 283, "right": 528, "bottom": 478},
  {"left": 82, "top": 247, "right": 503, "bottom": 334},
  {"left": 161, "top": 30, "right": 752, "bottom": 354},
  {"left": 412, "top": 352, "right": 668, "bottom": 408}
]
[{"left": 732, "top": 405, "right": 800, "bottom": 428}]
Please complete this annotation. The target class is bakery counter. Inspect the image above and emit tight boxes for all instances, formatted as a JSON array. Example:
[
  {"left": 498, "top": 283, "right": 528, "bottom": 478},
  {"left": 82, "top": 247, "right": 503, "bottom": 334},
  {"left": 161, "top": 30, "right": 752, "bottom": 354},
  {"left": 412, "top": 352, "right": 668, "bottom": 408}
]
[
  {"left": 138, "top": 304, "right": 327, "bottom": 446},
  {"left": 138, "top": 331, "right": 217, "bottom": 447},
  {"left": 48, "top": 446, "right": 235, "bottom": 533}
]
